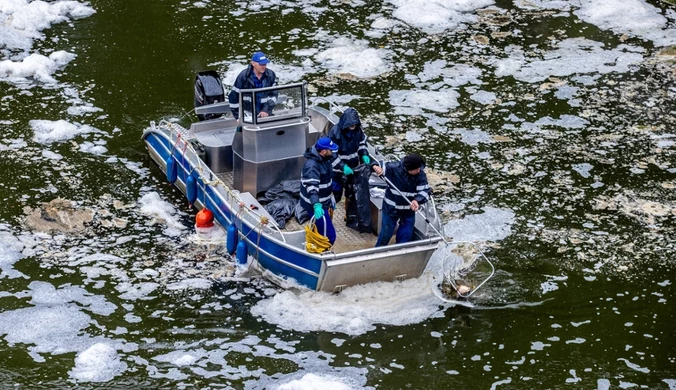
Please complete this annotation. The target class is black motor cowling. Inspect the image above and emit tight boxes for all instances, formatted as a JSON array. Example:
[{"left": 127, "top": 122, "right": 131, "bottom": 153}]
[{"left": 194, "top": 70, "right": 225, "bottom": 121}]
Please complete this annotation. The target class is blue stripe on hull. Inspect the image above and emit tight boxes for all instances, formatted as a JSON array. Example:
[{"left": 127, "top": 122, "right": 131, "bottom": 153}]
[{"left": 144, "top": 132, "right": 321, "bottom": 290}]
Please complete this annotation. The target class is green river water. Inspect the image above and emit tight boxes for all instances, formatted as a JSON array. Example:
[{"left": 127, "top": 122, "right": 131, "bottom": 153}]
[{"left": 0, "top": 0, "right": 674, "bottom": 388}]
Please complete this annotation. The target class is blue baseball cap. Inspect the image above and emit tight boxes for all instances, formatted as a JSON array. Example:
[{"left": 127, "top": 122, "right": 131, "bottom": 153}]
[
  {"left": 315, "top": 137, "right": 338, "bottom": 152},
  {"left": 251, "top": 51, "right": 270, "bottom": 65}
]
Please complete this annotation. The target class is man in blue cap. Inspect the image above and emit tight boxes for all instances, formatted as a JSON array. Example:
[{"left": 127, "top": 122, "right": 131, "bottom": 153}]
[
  {"left": 228, "top": 51, "right": 277, "bottom": 119},
  {"left": 300, "top": 137, "right": 340, "bottom": 246}
]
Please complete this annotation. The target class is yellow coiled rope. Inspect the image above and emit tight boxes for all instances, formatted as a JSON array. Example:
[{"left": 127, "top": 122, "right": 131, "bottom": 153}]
[{"left": 305, "top": 222, "right": 332, "bottom": 253}]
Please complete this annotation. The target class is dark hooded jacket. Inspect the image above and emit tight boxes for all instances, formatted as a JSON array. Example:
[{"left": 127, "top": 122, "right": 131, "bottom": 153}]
[
  {"left": 300, "top": 146, "right": 335, "bottom": 213},
  {"left": 228, "top": 65, "right": 277, "bottom": 119},
  {"left": 328, "top": 108, "right": 369, "bottom": 173},
  {"left": 382, "top": 161, "right": 430, "bottom": 218}
]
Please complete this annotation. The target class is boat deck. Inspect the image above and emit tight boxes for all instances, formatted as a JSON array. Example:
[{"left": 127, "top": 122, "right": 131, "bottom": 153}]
[{"left": 215, "top": 172, "right": 381, "bottom": 254}]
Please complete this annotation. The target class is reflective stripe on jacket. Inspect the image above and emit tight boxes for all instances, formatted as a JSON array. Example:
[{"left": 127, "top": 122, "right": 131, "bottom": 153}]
[
  {"left": 382, "top": 161, "right": 430, "bottom": 217},
  {"left": 328, "top": 108, "right": 368, "bottom": 172},
  {"left": 300, "top": 147, "right": 335, "bottom": 211},
  {"left": 228, "top": 65, "right": 277, "bottom": 118}
]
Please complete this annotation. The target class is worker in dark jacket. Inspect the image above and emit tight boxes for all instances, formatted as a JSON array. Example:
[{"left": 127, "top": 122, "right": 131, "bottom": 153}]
[
  {"left": 328, "top": 108, "right": 373, "bottom": 203},
  {"left": 374, "top": 154, "right": 430, "bottom": 247},
  {"left": 228, "top": 51, "right": 277, "bottom": 119},
  {"left": 300, "top": 137, "right": 339, "bottom": 245}
]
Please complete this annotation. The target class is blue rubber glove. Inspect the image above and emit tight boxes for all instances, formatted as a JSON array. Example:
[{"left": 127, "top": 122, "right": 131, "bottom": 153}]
[
  {"left": 362, "top": 155, "right": 370, "bottom": 165},
  {"left": 313, "top": 203, "right": 324, "bottom": 220},
  {"left": 343, "top": 165, "right": 354, "bottom": 176}
]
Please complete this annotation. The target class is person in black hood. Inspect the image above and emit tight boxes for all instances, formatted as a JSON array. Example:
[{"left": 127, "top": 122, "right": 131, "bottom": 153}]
[
  {"left": 228, "top": 51, "right": 277, "bottom": 119},
  {"left": 327, "top": 108, "right": 375, "bottom": 205}
]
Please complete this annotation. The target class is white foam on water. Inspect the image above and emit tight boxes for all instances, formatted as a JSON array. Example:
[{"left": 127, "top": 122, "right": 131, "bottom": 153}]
[
  {"left": 0, "top": 138, "right": 28, "bottom": 151},
  {"left": 138, "top": 192, "right": 187, "bottom": 233},
  {"left": 452, "top": 128, "right": 494, "bottom": 146},
  {"left": 216, "top": 62, "right": 247, "bottom": 87},
  {"left": 275, "top": 373, "right": 354, "bottom": 390},
  {"left": 572, "top": 163, "right": 594, "bottom": 178},
  {"left": 273, "top": 63, "right": 317, "bottom": 83},
  {"left": 414, "top": 61, "right": 484, "bottom": 87},
  {"left": 121, "top": 158, "right": 150, "bottom": 178},
  {"left": 0, "top": 51, "right": 76, "bottom": 84},
  {"left": 0, "top": 226, "right": 27, "bottom": 279},
  {"left": 67, "top": 252, "right": 126, "bottom": 267},
  {"left": 30, "top": 119, "right": 99, "bottom": 144},
  {"left": 78, "top": 140, "right": 108, "bottom": 155},
  {"left": 28, "top": 281, "right": 117, "bottom": 315},
  {"left": 493, "top": 39, "right": 644, "bottom": 83},
  {"left": 490, "top": 378, "right": 511, "bottom": 389},
  {"left": 251, "top": 274, "right": 445, "bottom": 336},
  {"left": 0, "top": 291, "right": 131, "bottom": 365},
  {"left": 443, "top": 207, "right": 515, "bottom": 242},
  {"left": 165, "top": 278, "right": 212, "bottom": 290},
  {"left": 190, "top": 224, "right": 226, "bottom": 244},
  {"left": 152, "top": 349, "right": 202, "bottom": 366},
  {"left": 597, "top": 379, "right": 612, "bottom": 389},
  {"left": 405, "top": 130, "right": 424, "bottom": 142},
  {"left": 389, "top": 89, "right": 461, "bottom": 115},
  {"left": 41, "top": 149, "right": 63, "bottom": 160},
  {"left": 314, "top": 38, "right": 391, "bottom": 79},
  {"left": 513, "top": 0, "right": 676, "bottom": 46},
  {"left": 0, "top": 305, "right": 90, "bottom": 361},
  {"left": 69, "top": 342, "right": 126, "bottom": 382},
  {"left": 513, "top": 0, "right": 572, "bottom": 10},
  {"left": 618, "top": 358, "right": 650, "bottom": 373},
  {"left": 555, "top": 85, "right": 579, "bottom": 99},
  {"left": 0, "top": 0, "right": 95, "bottom": 55},
  {"left": 367, "top": 16, "right": 399, "bottom": 38},
  {"left": 117, "top": 281, "right": 160, "bottom": 301},
  {"left": 386, "top": 0, "right": 494, "bottom": 34},
  {"left": 535, "top": 115, "right": 589, "bottom": 129},
  {"left": 470, "top": 90, "right": 497, "bottom": 105},
  {"left": 541, "top": 275, "right": 568, "bottom": 294},
  {"left": 67, "top": 104, "right": 103, "bottom": 116},
  {"left": 541, "top": 281, "right": 559, "bottom": 294},
  {"left": 650, "top": 133, "right": 676, "bottom": 149},
  {"left": 575, "top": 0, "right": 676, "bottom": 47}
]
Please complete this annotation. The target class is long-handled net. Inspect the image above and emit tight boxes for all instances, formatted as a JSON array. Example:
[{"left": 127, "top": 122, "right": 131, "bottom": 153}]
[
  {"left": 439, "top": 242, "right": 495, "bottom": 299},
  {"left": 376, "top": 159, "right": 496, "bottom": 299}
]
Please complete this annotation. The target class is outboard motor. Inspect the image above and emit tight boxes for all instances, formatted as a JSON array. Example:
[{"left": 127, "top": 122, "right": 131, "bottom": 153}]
[{"left": 194, "top": 70, "right": 225, "bottom": 121}]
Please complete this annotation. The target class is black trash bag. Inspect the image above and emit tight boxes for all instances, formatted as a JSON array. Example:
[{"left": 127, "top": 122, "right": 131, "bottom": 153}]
[
  {"left": 345, "top": 165, "right": 373, "bottom": 233},
  {"left": 295, "top": 201, "right": 310, "bottom": 225},
  {"left": 258, "top": 180, "right": 301, "bottom": 204},
  {"left": 264, "top": 198, "right": 298, "bottom": 229}
]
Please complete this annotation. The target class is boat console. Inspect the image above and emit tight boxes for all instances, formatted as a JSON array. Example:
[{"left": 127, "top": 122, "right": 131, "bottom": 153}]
[{"left": 192, "top": 78, "right": 319, "bottom": 196}]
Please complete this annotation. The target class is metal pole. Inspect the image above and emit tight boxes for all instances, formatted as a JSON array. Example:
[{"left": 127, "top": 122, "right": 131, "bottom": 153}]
[
  {"left": 378, "top": 172, "right": 495, "bottom": 298},
  {"left": 380, "top": 175, "right": 448, "bottom": 243}
]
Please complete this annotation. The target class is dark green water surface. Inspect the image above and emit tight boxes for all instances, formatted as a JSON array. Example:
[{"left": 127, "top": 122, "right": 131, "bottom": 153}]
[{"left": 0, "top": 0, "right": 674, "bottom": 388}]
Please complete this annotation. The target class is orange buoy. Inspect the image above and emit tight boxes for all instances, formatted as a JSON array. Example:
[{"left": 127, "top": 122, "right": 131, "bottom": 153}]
[{"left": 196, "top": 208, "right": 214, "bottom": 228}]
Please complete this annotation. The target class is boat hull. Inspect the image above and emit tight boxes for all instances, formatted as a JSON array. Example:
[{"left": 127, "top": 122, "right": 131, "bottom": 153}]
[{"left": 143, "top": 116, "right": 442, "bottom": 292}]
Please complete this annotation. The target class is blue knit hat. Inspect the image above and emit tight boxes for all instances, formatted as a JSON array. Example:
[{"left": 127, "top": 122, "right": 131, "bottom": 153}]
[{"left": 315, "top": 137, "right": 338, "bottom": 151}]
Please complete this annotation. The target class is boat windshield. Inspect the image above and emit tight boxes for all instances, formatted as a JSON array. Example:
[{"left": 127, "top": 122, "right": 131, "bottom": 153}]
[{"left": 240, "top": 83, "right": 306, "bottom": 125}]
